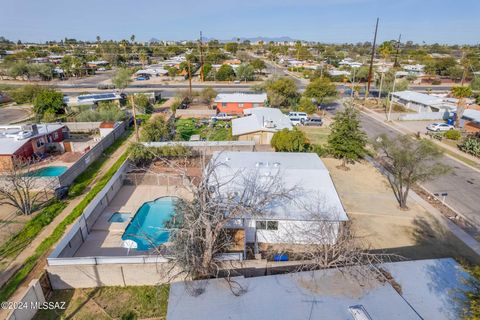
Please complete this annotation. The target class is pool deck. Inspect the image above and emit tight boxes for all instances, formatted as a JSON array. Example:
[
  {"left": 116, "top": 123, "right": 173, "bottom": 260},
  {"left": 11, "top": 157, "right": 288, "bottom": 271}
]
[{"left": 73, "top": 184, "right": 192, "bottom": 257}]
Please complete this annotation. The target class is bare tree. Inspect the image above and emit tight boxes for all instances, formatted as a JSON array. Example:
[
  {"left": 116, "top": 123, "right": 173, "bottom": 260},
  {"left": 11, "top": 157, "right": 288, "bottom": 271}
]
[
  {"left": 0, "top": 158, "right": 55, "bottom": 215},
  {"left": 163, "top": 154, "right": 297, "bottom": 288},
  {"left": 374, "top": 134, "right": 450, "bottom": 209}
]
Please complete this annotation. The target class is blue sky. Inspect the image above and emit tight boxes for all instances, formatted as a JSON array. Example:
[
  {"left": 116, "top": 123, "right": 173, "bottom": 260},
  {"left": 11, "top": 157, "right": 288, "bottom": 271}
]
[{"left": 2, "top": 0, "right": 479, "bottom": 44}]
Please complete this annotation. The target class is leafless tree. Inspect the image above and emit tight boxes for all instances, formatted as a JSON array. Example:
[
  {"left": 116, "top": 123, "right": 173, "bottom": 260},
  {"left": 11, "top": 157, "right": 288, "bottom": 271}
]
[
  {"left": 374, "top": 134, "right": 450, "bottom": 209},
  {"left": 0, "top": 158, "right": 55, "bottom": 215},
  {"left": 162, "top": 154, "right": 298, "bottom": 290},
  {"left": 265, "top": 194, "right": 402, "bottom": 284}
]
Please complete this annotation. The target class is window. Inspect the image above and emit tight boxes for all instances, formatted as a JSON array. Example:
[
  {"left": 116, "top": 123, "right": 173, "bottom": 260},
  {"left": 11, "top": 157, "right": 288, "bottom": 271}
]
[
  {"left": 256, "top": 220, "right": 278, "bottom": 231},
  {"left": 53, "top": 132, "right": 59, "bottom": 140},
  {"left": 238, "top": 103, "right": 244, "bottom": 108},
  {"left": 222, "top": 102, "right": 227, "bottom": 107}
]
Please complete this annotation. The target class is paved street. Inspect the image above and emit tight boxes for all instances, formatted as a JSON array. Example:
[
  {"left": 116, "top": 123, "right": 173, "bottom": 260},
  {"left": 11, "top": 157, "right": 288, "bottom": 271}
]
[{"left": 357, "top": 108, "right": 480, "bottom": 227}]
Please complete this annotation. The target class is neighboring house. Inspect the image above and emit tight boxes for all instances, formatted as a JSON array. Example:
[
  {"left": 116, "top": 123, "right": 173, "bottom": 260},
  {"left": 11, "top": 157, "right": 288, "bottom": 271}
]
[
  {"left": 135, "top": 68, "right": 169, "bottom": 77},
  {"left": 403, "top": 64, "right": 425, "bottom": 76},
  {"left": 0, "top": 124, "right": 67, "bottom": 171},
  {"left": 64, "top": 92, "right": 123, "bottom": 107},
  {"left": 328, "top": 69, "right": 351, "bottom": 77},
  {"left": 232, "top": 107, "right": 292, "bottom": 144},
  {"left": 214, "top": 93, "right": 267, "bottom": 115},
  {"left": 87, "top": 60, "right": 109, "bottom": 68},
  {"left": 391, "top": 91, "right": 457, "bottom": 113},
  {"left": 211, "top": 152, "right": 348, "bottom": 248},
  {"left": 462, "top": 109, "right": 480, "bottom": 133},
  {"left": 167, "top": 258, "right": 471, "bottom": 320}
]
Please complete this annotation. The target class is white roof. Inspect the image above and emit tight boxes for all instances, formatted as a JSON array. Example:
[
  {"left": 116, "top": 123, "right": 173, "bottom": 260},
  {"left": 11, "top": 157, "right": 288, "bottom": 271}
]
[
  {"left": 210, "top": 152, "right": 348, "bottom": 221},
  {"left": 167, "top": 258, "right": 470, "bottom": 320},
  {"left": 463, "top": 109, "right": 480, "bottom": 122},
  {"left": 391, "top": 91, "right": 452, "bottom": 108},
  {"left": 167, "top": 258, "right": 468, "bottom": 320},
  {"left": 0, "top": 123, "right": 65, "bottom": 155},
  {"left": 214, "top": 93, "right": 267, "bottom": 104},
  {"left": 232, "top": 107, "right": 292, "bottom": 136}
]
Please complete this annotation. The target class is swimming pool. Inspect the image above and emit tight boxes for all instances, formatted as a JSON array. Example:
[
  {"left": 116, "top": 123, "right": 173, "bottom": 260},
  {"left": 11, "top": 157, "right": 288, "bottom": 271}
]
[
  {"left": 28, "top": 166, "right": 68, "bottom": 177},
  {"left": 121, "top": 197, "right": 177, "bottom": 251},
  {"left": 109, "top": 212, "right": 130, "bottom": 223}
]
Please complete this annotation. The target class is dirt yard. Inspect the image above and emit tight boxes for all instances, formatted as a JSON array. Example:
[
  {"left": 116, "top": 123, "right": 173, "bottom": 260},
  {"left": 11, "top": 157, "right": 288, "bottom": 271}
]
[{"left": 323, "top": 158, "right": 479, "bottom": 263}]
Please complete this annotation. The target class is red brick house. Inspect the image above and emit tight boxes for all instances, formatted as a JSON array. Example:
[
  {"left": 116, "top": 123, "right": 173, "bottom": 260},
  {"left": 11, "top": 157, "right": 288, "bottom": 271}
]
[
  {"left": 214, "top": 93, "right": 268, "bottom": 115},
  {"left": 0, "top": 124, "right": 67, "bottom": 171}
]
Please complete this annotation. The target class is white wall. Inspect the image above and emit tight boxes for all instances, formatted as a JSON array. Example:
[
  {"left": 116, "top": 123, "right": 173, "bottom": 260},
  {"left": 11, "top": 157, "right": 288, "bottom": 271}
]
[{"left": 245, "top": 219, "right": 340, "bottom": 245}]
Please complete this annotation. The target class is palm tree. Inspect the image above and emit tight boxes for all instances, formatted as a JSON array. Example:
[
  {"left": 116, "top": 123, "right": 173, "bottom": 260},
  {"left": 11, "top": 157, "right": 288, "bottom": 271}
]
[
  {"left": 451, "top": 86, "right": 473, "bottom": 128},
  {"left": 130, "top": 34, "right": 136, "bottom": 44}
]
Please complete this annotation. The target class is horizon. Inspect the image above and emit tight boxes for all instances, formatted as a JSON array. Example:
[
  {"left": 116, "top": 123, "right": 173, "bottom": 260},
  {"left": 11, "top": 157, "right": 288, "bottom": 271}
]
[{"left": 2, "top": 0, "right": 480, "bottom": 45}]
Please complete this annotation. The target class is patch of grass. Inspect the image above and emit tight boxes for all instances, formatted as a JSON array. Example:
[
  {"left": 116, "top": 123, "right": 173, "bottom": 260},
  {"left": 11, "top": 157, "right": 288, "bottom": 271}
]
[
  {"left": 34, "top": 285, "right": 169, "bottom": 320},
  {"left": 68, "top": 129, "right": 132, "bottom": 197},
  {"left": 0, "top": 147, "right": 130, "bottom": 302},
  {"left": 300, "top": 126, "right": 331, "bottom": 146},
  {"left": 175, "top": 118, "right": 234, "bottom": 141},
  {"left": 175, "top": 118, "right": 202, "bottom": 141},
  {"left": 0, "top": 201, "right": 67, "bottom": 260}
]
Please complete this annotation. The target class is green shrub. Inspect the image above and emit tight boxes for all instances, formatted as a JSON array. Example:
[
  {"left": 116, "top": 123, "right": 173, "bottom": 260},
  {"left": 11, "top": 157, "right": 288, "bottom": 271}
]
[
  {"left": 9, "top": 84, "right": 44, "bottom": 104},
  {"left": 310, "top": 144, "right": 328, "bottom": 157},
  {"left": 128, "top": 143, "right": 197, "bottom": 166},
  {"left": 271, "top": 128, "right": 310, "bottom": 152},
  {"left": 443, "top": 129, "right": 462, "bottom": 140},
  {"left": 459, "top": 137, "right": 480, "bottom": 157}
]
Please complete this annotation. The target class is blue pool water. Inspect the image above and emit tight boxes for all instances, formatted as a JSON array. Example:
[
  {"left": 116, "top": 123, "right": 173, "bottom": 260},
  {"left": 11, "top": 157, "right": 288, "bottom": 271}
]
[
  {"left": 109, "top": 212, "right": 130, "bottom": 223},
  {"left": 28, "top": 166, "right": 68, "bottom": 177},
  {"left": 121, "top": 197, "right": 177, "bottom": 251}
]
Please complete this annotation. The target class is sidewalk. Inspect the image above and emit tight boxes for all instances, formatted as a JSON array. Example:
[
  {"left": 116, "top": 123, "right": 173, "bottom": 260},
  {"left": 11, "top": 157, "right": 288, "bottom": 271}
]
[
  {"left": 0, "top": 133, "right": 133, "bottom": 290},
  {"left": 361, "top": 106, "right": 480, "bottom": 172}
]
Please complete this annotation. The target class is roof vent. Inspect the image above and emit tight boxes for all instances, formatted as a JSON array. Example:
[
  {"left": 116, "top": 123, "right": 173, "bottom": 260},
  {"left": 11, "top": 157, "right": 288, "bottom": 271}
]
[
  {"left": 225, "top": 157, "right": 231, "bottom": 162},
  {"left": 349, "top": 305, "right": 373, "bottom": 320},
  {"left": 255, "top": 161, "right": 264, "bottom": 167},
  {"left": 273, "top": 162, "right": 280, "bottom": 167}
]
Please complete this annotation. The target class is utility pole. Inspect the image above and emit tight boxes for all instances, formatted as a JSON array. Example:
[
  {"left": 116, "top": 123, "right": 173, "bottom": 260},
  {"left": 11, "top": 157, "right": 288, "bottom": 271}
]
[
  {"left": 199, "top": 31, "right": 205, "bottom": 82},
  {"left": 461, "top": 51, "right": 467, "bottom": 86},
  {"left": 378, "top": 71, "right": 385, "bottom": 100},
  {"left": 387, "top": 73, "right": 398, "bottom": 122},
  {"left": 366, "top": 18, "right": 379, "bottom": 102},
  {"left": 393, "top": 34, "right": 402, "bottom": 68},
  {"left": 187, "top": 60, "right": 192, "bottom": 97},
  {"left": 130, "top": 95, "right": 139, "bottom": 142}
]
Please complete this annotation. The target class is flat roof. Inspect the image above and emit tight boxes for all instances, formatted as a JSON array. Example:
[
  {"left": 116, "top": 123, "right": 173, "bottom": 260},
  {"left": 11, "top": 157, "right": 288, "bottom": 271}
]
[
  {"left": 210, "top": 152, "right": 348, "bottom": 221},
  {"left": 463, "top": 109, "right": 480, "bottom": 122},
  {"left": 232, "top": 107, "right": 292, "bottom": 136},
  {"left": 391, "top": 90, "right": 451, "bottom": 108},
  {"left": 167, "top": 258, "right": 471, "bottom": 320},
  {"left": 214, "top": 93, "right": 267, "bottom": 104},
  {"left": 0, "top": 123, "right": 65, "bottom": 155}
]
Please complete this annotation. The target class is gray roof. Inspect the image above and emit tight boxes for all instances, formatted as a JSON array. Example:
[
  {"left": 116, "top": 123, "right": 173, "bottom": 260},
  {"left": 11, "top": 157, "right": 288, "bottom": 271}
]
[
  {"left": 232, "top": 107, "right": 293, "bottom": 136},
  {"left": 0, "top": 124, "right": 65, "bottom": 155},
  {"left": 210, "top": 152, "right": 348, "bottom": 221},
  {"left": 214, "top": 93, "right": 267, "bottom": 104},
  {"left": 168, "top": 258, "right": 470, "bottom": 320},
  {"left": 463, "top": 109, "right": 480, "bottom": 123},
  {"left": 391, "top": 91, "right": 455, "bottom": 109}
]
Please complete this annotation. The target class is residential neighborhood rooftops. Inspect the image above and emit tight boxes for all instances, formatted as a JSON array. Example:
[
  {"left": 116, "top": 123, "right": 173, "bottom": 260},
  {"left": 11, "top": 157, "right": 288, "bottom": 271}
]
[
  {"left": 211, "top": 152, "right": 348, "bottom": 221},
  {"left": 232, "top": 107, "right": 292, "bottom": 136},
  {"left": 214, "top": 93, "right": 268, "bottom": 104},
  {"left": 65, "top": 92, "right": 123, "bottom": 106},
  {"left": 391, "top": 90, "right": 458, "bottom": 112},
  {"left": 463, "top": 109, "right": 480, "bottom": 123},
  {"left": 0, "top": 123, "right": 65, "bottom": 155},
  {"left": 167, "top": 258, "right": 470, "bottom": 320}
]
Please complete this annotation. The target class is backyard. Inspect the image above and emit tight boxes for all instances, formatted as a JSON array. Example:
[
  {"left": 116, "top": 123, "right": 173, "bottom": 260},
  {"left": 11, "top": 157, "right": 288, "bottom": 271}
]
[
  {"left": 174, "top": 118, "right": 234, "bottom": 141},
  {"left": 299, "top": 124, "right": 331, "bottom": 146},
  {"left": 34, "top": 285, "right": 169, "bottom": 320}
]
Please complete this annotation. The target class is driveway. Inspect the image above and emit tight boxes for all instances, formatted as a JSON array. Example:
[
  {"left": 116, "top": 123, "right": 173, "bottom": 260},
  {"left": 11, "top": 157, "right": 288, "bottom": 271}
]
[{"left": 0, "top": 105, "right": 31, "bottom": 124}]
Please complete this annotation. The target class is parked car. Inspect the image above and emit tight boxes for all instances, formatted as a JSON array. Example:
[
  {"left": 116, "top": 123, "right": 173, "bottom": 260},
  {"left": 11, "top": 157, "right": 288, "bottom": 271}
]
[
  {"left": 136, "top": 75, "right": 150, "bottom": 81},
  {"left": 304, "top": 117, "right": 323, "bottom": 126},
  {"left": 288, "top": 112, "right": 308, "bottom": 122},
  {"left": 318, "top": 104, "right": 336, "bottom": 111},
  {"left": 289, "top": 117, "right": 303, "bottom": 126},
  {"left": 426, "top": 123, "right": 454, "bottom": 132},
  {"left": 211, "top": 113, "right": 233, "bottom": 121}
]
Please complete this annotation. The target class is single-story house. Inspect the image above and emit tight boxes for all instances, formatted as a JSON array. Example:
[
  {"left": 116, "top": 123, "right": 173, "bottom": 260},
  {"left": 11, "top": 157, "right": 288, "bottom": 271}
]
[
  {"left": 0, "top": 124, "right": 67, "bottom": 171},
  {"left": 211, "top": 152, "right": 348, "bottom": 248},
  {"left": 462, "top": 109, "right": 480, "bottom": 133},
  {"left": 167, "top": 258, "right": 471, "bottom": 320},
  {"left": 391, "top": 90, "right": 457, "bottom": 113},
  {"left": 232, "top": 107, "right": 292, "bottom": 144},
  {"left": 65, "top": 92, "right": 123, "bottom": 107},
  {"left": 214, "top": 93, "right": 268, "bottom": 115},
  {"left": 135, "top": 68, "right": 169, "bottom": 77}
]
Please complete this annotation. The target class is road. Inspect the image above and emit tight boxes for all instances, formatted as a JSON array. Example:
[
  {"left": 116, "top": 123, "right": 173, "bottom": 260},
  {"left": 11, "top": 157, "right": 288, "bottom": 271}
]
[{"left": 355, "top": 107, "right": 480, "bottom": 227}]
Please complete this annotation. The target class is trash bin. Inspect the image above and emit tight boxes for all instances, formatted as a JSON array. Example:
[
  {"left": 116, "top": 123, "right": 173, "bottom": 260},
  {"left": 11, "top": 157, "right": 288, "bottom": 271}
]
[{"left": 447, "top": 118, "right": 454, "bottom": 125}]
